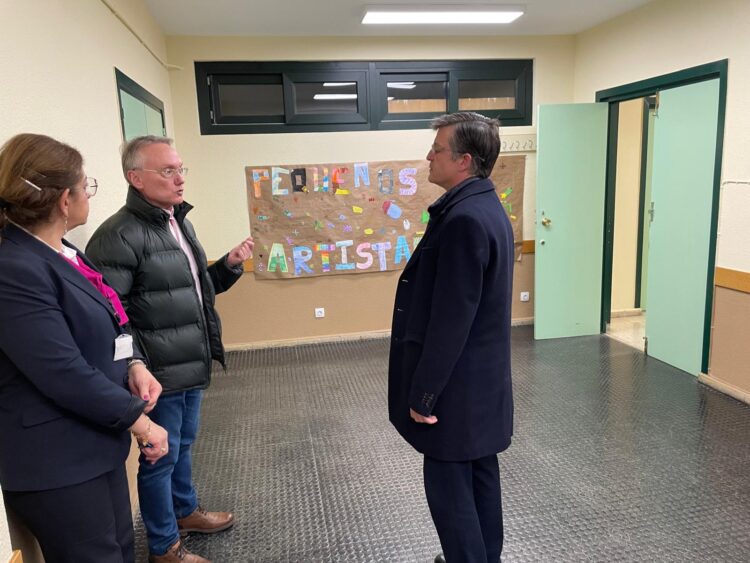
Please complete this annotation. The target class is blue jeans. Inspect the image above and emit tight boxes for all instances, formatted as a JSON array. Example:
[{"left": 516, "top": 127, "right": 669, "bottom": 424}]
[{"left": 138, "top": 389, "right": 202, "bottom": 555}]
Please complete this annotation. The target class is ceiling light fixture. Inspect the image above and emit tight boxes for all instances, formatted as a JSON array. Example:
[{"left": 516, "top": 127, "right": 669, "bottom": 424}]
[
  {"left": 362, "top": 4, "right": 524, "bottom": 25},
  {"left": 323, "top": 82, "right": 357, "bottom": 87}
]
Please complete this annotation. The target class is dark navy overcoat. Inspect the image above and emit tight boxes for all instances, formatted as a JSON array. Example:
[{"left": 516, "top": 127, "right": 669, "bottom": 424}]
[{"left": 388, "top": 176, "right": 514, "bottom": 461}]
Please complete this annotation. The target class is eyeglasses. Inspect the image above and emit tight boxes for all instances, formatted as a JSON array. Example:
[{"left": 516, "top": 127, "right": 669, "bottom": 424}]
[
  {"left": 84, "top": 177, "right": 98, "bottom": 198},
  {"left": 136, "top": 167, "right": 189, "bottom": 179}
]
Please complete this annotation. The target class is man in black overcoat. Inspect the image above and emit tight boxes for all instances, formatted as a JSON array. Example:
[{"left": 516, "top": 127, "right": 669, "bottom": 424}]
[{"left": 388, "top": 112, "right": 514, "bottom": 563}]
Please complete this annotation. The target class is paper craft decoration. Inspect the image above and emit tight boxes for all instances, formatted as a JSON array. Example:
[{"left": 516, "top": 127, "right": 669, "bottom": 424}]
[{"left": 246, "top": 156, "right": 525, "bottom": 279}]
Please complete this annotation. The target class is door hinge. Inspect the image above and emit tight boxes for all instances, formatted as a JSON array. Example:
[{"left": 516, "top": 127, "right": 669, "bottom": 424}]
[
  {"left": 648, "top": 201, "right": 655, "bottom": 223},
  {"left": 207, "top": 76, "right": 211, "bottom": 87},
  {"left": 209, "top": 109, "right": 215, "bottom": 122},
  {"left": 654, "top": 92, "right": 660, "bottom": 117}
]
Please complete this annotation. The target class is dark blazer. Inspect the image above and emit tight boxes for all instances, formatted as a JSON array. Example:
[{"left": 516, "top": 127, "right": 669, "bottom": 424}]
[
  {"left": 388, "top": 177, "right": 514, "bottom": 462},
  {"left": 0, "top": 224, "right": 146, "bottom": 492}
]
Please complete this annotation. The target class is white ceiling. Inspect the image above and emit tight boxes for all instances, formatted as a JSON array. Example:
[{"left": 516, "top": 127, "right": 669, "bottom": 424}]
[{"left": 143, "top": 0, "right": 655, "bottom": 37}]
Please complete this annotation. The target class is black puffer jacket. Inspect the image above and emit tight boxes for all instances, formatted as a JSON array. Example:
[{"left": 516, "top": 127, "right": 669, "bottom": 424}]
[{"left": 86, "top": 187, "right": 242, "bottom": 393}]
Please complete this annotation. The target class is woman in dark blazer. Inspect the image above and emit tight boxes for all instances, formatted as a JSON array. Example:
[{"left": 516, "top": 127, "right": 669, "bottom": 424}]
[{"left": 0, "top": 134, "right": 169, "bottom": 562}]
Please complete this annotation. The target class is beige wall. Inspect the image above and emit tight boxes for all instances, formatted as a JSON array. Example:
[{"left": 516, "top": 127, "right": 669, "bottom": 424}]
[
  {"left": 0, "top": 0, "right": 173, "bottom": 249},
  {"left": 611, "top": 99, "right": 644, "bottom": 311},
  {"left": 0, "top": 1, "right": 171, "bottom": 560},
  {"left": 574, "top": 0, "right": 750, "bottom": 274},
  {"left": 166, "top": 35, "right": 573, "bottom": 344}
]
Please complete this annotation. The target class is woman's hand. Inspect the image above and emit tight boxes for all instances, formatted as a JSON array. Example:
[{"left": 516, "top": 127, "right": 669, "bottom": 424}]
[
  {"left": 129, "top": 415, "right": 169, "bottom": 464},
  {"left": 141, "top": 421, "right": 169, "bottom": 464},
  {"left": 127, "top": 361, "right": 162, "bottom": 413}
]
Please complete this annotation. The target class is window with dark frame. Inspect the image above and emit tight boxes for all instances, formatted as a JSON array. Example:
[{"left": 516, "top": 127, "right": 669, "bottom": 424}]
[
  {"left": 115, "top": 68, "right": 166, "bottom": 141},
  {"left": 195, "top": 59, "right": 532, "bottom": 135}
]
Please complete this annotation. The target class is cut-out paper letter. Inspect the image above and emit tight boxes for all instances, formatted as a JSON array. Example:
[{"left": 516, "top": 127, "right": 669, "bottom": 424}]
[
  {"left": 354, "top": 163, "right": 370, "bottom": 188},
  {"left": 371, "top": 242, "right": 392, "bottom": 271},
  {"left": 252, "top": 169, "right": 270, "bottom": 198},
  {"left": 291, "top": 168, "right": 307, "bottom": 192},
  {"left": 335, "top": 240, "right": 355, "bottom": 270},
  {"left": 399, "top": 167, "right": 418, "bottom": 196},
  {"left": 267, "top": 243, "right": 289, "bottom": 273},
  {"left": 356, "top": 243, "right": 373, "bottom": 270},
  {"left": 292, "top": 246, "right": 314, "bottom": 275},
  {"left": 377, "top": 168, "right": 394, "bottom": 194},
  {"left": 271, "top": 167, "right": 290, "bottom": 195}
]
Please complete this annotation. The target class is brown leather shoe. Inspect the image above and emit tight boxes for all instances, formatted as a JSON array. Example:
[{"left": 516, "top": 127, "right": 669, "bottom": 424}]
[
  {"left": 177, "top": 505, "right": 234, "bottom": 534},
  {"left": 148, "top": 539, "right": 211, "bottom": 563}
]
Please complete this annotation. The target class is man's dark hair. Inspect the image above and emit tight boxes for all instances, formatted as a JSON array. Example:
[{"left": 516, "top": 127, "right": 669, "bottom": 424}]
[{"left": 431, "top": 112, "right": 501, "bottom": 178}]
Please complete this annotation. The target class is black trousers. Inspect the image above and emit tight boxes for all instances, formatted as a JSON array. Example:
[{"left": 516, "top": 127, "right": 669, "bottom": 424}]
[
  {"left": 423, "top": 454, "right": 503, "bottom": 563},
  {"left": 3, "top": 464, "right": 134, "bottom": 563}
]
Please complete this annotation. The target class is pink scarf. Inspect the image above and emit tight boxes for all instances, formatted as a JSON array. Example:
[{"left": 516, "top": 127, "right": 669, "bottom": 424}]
[{"left": 62, "top": 254, "right": 129, "bottom": 326}]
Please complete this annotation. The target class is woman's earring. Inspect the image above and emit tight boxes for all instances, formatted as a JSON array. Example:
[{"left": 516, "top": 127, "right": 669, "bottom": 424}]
[{"left": 63, "top": 215, "right": 68, "bottom": 235}]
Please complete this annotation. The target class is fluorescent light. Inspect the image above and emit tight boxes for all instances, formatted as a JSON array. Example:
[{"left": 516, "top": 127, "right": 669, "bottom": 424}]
[
  {"left": 362, "top": 5, "right": 524, "bottom": 25},
  {"left": 387, "top": 82, "right": 417, "bottom": 89},
  {"left": 314, "top": 94, "right": 358, "bottom": 100},
  {"left": 323, "top": 82, "right": 357, "bottom": 87}
]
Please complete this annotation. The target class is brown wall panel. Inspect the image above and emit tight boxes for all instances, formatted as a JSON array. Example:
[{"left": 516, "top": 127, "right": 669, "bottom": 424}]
[
  {"left": 216, "top": 254, "right": 535, "bottom": 347},
  {"left": 709, "top": 286, "right": 750, "bottom": 395}
]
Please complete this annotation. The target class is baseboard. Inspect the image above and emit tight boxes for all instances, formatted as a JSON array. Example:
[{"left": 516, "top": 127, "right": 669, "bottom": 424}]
[
  {"left": 225, "top": 319, "right": 535, "bottom": 351},
  {"left": 699, "top": 373, "right": 750, "bottom": 405},
  {"left": 610, "top": 308, "right": 644, "bottom": 318},
  {"left": 224, "top": 329, "right": 391, "bottom": 351}
]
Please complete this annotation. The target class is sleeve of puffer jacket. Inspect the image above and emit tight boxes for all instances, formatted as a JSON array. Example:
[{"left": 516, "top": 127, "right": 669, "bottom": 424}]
[{"left": 207, "top": 254, "right": 243, "bottom": 295}]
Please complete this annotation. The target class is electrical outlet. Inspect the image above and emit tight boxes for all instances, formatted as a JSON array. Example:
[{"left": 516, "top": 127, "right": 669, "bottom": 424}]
[
  {"left": 520, "top": 291, "right": 530, "bottom": 302},
  {"left": 314, "top": 307, "right": 325, "bottom": 318}
]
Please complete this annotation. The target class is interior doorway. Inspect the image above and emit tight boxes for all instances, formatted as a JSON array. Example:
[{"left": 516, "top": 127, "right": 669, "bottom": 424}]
[
  {"left": 598, "top": 64, "right": 727, "bottom": 376},
  {"left": 606, "top": 96, "right": 656, "bottom": 351},
  {"left": 535, "top": 60, "right": 727, "bottom": 377}
]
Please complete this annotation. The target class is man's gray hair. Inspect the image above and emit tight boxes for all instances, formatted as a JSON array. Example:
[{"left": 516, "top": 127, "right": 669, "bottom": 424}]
[
  {"left": 121, "top": 135, "right": 173, "bottom": 182},
  {"left": 431, "top": 112, "right": 501, "bottom": 178}
]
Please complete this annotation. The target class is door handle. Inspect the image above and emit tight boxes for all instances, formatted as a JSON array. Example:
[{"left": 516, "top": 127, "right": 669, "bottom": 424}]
[{"left": 541, "top": 217, "right": 552, "bottom": 227}]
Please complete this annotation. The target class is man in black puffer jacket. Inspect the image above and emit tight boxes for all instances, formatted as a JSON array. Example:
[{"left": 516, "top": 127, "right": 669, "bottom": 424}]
[{"left": 87, "top": 136, "right": 253, "bottom": 563}]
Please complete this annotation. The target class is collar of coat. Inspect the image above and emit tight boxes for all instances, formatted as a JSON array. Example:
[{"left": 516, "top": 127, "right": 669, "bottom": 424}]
[
  {"left": 427, "top": 176, "right": 495, "bottom": 220},
  {"left": 125, "top": 185, "right": 194, "bottom": 226}
]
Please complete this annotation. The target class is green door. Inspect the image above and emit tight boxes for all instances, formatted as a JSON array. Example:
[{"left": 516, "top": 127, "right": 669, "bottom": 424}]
[
  {"left": 645, "top": 79, "right": 720, "bottom": 375},
  {"left": 535, "top": 103, "right": 608, "bottom": 339}
]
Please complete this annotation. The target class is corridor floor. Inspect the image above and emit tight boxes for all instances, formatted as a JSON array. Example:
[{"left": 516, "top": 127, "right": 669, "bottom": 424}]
[{"left": 134, "top": 326, "right": 750, "bottom": 562}]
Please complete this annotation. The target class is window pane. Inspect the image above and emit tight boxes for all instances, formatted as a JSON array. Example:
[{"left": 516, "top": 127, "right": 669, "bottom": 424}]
[
  {"left": 121, "top": 90, "right": 149, "bottom": 141},
  {"left": 458, "top": 79, "right": 516, "bottom": 111},
  {"left": 292, "top": 82, "right": 359, "bottom": 114},
  {"left": 144, "top": 104, "right": 164, "bottom": 136},
  {"left": 387, "top": 81, "right": 446, "bottom": 114},
  {"left": 218, "top": 83, "right": 284, "bottom": 116}
]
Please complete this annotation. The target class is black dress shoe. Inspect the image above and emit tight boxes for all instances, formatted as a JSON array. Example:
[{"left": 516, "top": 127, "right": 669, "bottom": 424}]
[{"left": 434, "top": 555, "right": 446, "bottom": 563}]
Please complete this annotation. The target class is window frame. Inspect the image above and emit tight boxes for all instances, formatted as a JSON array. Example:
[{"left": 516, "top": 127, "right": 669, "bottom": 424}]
[
  {"left": 115, "top": 68, "right": 166, "bottom": 141},
  {"left": 194, "top": 59, "right": 532, "bottom": 135},
  {"left": 211, "top": 74, "right": 285, "bottom": 125},
  {"left": 283, "top": 70, "right": 369, "bottom": 125},
  {"left": 375, "top": 71, "right": 450, "bottom": 129}
]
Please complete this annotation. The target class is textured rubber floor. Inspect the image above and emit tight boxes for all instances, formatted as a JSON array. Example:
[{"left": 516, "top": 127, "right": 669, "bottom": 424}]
[{"left": 134, "top": 327, "right": 750, "bottom": 562}]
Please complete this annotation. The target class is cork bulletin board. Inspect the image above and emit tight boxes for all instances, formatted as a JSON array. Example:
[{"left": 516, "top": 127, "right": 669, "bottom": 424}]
[{"left": 246, "top": 155, "right": 524, "bottom": 279}]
